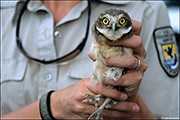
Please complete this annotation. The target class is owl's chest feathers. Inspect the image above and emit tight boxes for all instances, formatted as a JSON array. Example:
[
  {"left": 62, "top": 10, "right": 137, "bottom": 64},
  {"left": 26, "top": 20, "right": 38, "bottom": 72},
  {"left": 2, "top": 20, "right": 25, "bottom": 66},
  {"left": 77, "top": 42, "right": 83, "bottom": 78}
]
[{"left": 94, "top": 39, "right": 125, "bottom": 59}]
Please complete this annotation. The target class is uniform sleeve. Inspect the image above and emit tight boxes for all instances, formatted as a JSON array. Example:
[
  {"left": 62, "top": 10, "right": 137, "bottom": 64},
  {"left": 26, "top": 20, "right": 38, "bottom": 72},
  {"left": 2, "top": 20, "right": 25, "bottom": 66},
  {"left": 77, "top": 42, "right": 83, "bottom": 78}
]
[{"left": 139, "top": 1, "right": 179, "bottom": 118}]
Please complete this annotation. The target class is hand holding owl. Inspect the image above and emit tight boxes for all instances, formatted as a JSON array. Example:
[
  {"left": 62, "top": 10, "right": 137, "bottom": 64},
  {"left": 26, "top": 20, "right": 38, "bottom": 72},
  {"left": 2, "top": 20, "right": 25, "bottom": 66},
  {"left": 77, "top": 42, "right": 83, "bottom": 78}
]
[
  {"left": 50, "top": 78, "right": 140, "bottom": 119},
  {"left": 101, "top": 21, "right": 147, "bottom": 99}
]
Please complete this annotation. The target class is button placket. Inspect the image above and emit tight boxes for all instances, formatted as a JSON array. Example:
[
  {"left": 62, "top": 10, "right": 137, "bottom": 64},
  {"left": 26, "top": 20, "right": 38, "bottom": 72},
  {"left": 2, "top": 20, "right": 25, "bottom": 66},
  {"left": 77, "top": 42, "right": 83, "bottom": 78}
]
[
  {"left": 38, "top": 64, "right": 58, "bottom": 99},
  {"left": 37, "top": 12, "right": 58, "bottom": 98},
  {"left": 37, "top": 13, "right": 57, "bottom": 60}
]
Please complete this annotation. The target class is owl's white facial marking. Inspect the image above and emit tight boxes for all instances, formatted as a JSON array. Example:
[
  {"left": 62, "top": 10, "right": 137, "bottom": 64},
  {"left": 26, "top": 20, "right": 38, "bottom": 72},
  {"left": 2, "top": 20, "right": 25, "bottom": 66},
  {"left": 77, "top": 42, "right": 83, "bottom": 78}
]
[{"left": 96, "top": 25, "right": 132, "bottom": 41}]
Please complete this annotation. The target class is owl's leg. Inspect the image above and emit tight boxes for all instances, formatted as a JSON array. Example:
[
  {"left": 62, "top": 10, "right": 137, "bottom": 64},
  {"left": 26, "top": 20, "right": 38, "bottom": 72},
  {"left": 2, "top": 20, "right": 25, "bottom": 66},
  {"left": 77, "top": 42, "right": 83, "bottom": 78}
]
[
  {"left": 105, "top": 99, "right": 117, "bottom": 109},
  {"left": 88, "top": 97, "right": 112, "bottom": 120},
  {"left": 82, "top": 72, "right": 105, "bottom": 108},
  {"left": 82, "top": 94, "right": 104, "bottom": 108}
]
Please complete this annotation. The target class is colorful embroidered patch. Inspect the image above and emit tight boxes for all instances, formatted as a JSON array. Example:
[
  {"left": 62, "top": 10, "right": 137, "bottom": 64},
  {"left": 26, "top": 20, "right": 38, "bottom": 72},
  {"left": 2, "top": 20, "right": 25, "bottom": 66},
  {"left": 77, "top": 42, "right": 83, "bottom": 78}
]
[{"left": 153, "top": 26, "right": 179, "bottom": 77}]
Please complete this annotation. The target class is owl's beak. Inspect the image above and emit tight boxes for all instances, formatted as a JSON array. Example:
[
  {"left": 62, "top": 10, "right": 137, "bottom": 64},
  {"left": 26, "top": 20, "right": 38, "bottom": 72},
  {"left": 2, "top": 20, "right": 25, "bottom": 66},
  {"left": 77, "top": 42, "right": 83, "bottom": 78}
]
[{"left": 112, "top": 23, "right": 116, "bottom": 33}]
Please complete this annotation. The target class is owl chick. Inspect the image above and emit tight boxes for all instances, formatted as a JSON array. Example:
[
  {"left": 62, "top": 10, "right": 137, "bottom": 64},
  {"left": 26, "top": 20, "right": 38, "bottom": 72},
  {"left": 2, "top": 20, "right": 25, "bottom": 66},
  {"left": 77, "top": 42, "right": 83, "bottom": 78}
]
[{"left": 83, "top": 9, "right": 133, "bottom": 119}]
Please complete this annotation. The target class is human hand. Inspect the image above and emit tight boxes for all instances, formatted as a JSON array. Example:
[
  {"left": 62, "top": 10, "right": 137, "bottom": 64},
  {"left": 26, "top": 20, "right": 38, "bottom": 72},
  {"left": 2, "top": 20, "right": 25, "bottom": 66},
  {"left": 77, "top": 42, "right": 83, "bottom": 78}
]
[
  {"left": 89, "top": 20, "right": 147, "bottom": 99},
  {"left": 50, "top": 78, "right": 140, "bottom": 119}
]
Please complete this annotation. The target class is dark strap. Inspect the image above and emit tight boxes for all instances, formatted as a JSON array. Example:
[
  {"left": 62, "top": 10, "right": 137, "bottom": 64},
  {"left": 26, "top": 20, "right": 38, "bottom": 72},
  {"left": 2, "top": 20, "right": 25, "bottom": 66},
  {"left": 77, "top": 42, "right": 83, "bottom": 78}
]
[
  {"left": 39, "top": 90, "right": 56, "bottom": 120},
  {"left": 16, "top": 0, "right": 91, "bottom": 64}
]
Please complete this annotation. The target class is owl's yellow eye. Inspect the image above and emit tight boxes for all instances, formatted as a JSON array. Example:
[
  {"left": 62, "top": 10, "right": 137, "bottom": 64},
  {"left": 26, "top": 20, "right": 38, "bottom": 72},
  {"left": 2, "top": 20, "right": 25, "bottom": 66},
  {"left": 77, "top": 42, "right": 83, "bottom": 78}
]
[
  {"left": 103, "top": 18, "right": 109, "bottom": 25},
  {"left": 119, "top": 17, "right": 126, "bottom": 25}
]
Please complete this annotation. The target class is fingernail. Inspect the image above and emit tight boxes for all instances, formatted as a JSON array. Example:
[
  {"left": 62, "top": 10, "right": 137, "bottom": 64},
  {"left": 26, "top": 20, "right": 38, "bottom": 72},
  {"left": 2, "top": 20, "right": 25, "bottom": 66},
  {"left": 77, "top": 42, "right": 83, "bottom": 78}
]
[
  {"left": 132, "top": 104, "right": 140, "bottom": 112},
  {"left": 120, "top": 93, "right": 128, "bottom": 100}
]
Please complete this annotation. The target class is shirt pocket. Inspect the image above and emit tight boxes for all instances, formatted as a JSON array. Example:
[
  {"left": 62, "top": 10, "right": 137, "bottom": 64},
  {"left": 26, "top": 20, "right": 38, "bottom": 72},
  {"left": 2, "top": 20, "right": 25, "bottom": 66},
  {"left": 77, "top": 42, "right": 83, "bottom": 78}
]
[
  {"left": 67, "top": 58, "right": 93, "bottom": 79},
  {"left": 1, "top": 59, "right": 28, "bottom": 83},
  {"left": 1, "top": 59, "right": 28, "bottom": 114}
]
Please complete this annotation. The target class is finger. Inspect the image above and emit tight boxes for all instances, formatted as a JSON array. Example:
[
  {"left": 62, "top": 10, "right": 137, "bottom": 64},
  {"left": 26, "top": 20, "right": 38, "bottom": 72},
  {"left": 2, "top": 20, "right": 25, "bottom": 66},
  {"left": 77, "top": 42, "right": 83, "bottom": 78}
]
[
  {"left": 127, "top": 56, "right": 147, "bottom": 73},
  {"left": 74, "top": 102, "right": 96, "bottom": 115},
  {"left": 134, "top": 46, "right": 146, "bottom": 59},
  {"left": 105, "top": 54, "right": 147, "bottom": 71},
  {"left": 106, "top": 35, "right": 146, "bottom": 58},
  {"left": 132, "top": 20, "right": 142, "bottom": 36},
  {"left": 103, "top": 109, "right": 133, "bottom": 118},
  {"left": 87, "top": 83, "right": 128, "bottom": 101},
  {"left": 102, "top": 57, "right": 147, "bottom": 86},
  {"left": 103, "top": 57, "right": 147, "bottom": 87},
  {"left": 105, "top": 55, "right": 138, "bottom": 69},
  {"left": 111, "top": 101, "right": 140, "bottom": 113},
  {"left": 107, "top": 35, "right": 141, "bottom": 47},
  {"left": 88, "top": 50, "right": 96, "bottom": 61},
  {"left": 103, "top": 71, "right": 142, "bottom": 87}
]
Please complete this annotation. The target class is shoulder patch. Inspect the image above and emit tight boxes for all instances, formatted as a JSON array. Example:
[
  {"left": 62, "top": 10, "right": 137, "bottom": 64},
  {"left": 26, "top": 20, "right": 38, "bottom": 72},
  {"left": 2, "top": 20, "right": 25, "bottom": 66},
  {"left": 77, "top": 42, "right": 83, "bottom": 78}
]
[{"left": 153, "top": 26, "right": 179, "bottom": 77}]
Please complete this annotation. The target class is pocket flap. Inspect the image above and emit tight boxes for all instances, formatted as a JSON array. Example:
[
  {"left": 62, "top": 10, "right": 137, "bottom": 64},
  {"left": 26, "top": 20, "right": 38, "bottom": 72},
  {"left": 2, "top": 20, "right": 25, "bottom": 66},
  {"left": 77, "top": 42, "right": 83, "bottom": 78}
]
[
  {"left": 1, "top": 60, "right": 27, "bottom": 83},
  {"left": 67, "top": 59, "right": 93, "bottom": 79}
]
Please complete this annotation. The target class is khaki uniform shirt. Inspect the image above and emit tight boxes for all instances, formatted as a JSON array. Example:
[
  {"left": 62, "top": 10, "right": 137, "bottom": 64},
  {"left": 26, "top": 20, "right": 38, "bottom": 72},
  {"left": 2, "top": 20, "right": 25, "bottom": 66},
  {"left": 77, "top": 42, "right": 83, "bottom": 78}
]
[{"left": 1, "top": 0, "right": 179, "bottom": 118}]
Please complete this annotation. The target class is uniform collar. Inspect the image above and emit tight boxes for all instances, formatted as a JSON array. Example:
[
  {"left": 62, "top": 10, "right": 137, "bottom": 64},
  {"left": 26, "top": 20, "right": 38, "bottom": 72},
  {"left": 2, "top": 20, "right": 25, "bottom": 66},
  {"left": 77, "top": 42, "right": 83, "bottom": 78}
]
[
  {"left": 12, "top": 0, "right": 130, "bottom": 24},
  {"left": 12, "top": 0, "right": 47, "bottom": 24},
  {"left": 100, "top": 0, "right": 131, "bottom": 5},
  {"left": 56, "top": 0, "right": 88, "bottom": 26},
  {"left": 12, "top": 0, "right": 87, "bottom": 25},
  {"left": 57, "top": 0, "right": 131, "bottom": 25},
  {"left": 27, "top": 0, "right": 46, "bottom": 12}
]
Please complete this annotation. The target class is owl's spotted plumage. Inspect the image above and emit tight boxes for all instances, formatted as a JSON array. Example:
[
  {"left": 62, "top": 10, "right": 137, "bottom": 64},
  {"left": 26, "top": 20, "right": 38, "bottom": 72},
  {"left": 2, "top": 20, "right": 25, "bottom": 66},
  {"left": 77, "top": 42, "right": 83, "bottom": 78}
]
[{"left": 83, "top": 9, "right": 133, "bottom": 119}]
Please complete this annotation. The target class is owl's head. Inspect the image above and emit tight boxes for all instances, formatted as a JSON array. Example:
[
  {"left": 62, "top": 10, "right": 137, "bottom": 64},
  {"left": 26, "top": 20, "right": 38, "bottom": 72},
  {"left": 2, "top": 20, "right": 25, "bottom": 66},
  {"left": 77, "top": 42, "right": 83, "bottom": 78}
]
[{"left": 93, "top": 9, "right": 133, "bottom": 42}]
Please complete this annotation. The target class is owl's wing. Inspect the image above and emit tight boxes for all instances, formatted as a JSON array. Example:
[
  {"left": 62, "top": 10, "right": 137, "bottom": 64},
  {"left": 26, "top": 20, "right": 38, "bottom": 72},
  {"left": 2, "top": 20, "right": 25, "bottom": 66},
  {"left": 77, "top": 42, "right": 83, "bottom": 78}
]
[{"left": 90, "top": 40, "right": 99, "bottom": 59}]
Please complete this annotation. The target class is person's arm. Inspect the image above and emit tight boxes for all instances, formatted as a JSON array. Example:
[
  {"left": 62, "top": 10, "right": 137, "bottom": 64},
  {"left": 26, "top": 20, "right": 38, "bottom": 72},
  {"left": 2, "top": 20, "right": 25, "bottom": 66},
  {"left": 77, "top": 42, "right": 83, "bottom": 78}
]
[
  {"left": 1, "top": 78, "right": 140, "bottom": 119},
  {"left": 1, "top": 100, "right": 41, "bottom": 119}
]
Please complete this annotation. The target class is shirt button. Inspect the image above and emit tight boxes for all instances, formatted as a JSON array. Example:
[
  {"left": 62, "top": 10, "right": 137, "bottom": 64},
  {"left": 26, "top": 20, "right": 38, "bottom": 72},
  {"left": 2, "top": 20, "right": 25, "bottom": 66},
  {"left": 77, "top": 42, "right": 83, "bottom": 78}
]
[
  {"left": 45, "top": 73, "right": 52, "bottom": 81},
  {"left": 54, "top": 31, "right": 62, "bottom": 37}
]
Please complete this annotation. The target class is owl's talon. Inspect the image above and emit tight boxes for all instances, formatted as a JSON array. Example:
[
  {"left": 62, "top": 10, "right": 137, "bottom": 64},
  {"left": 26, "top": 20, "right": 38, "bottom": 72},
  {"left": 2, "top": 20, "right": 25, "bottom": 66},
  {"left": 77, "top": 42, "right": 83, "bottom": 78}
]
[
  {"left": 83, "top": 94, "right": 103, "bottom": 108},
  {"left": 81, "top": 99, "right": 88, "bottom": 103}
]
